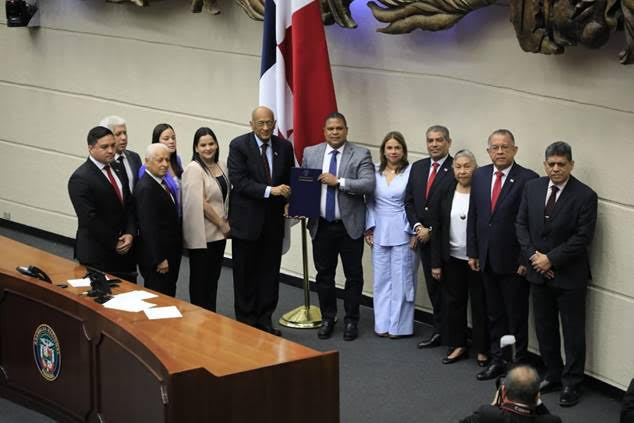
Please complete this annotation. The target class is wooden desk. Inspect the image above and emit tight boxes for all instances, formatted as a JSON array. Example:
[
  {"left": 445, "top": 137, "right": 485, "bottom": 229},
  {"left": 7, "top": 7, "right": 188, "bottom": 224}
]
[{"left": 0, "top": 236, "right": 339, "bottom": 422}]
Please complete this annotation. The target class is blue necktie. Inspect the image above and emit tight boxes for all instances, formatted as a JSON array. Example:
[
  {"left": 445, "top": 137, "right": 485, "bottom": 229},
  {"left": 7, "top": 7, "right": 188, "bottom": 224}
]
[{"left": 325, "top": 150, "right": 339, "bottom": 222}]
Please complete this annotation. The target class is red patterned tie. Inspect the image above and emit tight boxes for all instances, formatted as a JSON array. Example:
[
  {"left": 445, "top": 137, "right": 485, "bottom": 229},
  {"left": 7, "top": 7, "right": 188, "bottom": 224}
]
[
  {"left": 104, "top": 165, "right": 123, "bottom": 204},
  {"left": 425, "top": 162, "right": 439, "bottom": 199},
  {"left": 490, "top": 171, "right": 504, "bottom": 212}
]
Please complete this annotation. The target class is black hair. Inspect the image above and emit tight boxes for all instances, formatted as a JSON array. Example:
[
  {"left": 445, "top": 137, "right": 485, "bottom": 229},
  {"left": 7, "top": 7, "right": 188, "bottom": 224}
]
[
  {"left": 324, "top": 112, "right": 347, "bottom": 127},
  {"left": 192, "top": 127, "right": 219, "bottom": 175},
  {"left": 152, "top": 123, "right": 183, "bottom": 178},
  {"left": 545, "top": 141, "right": 573, "bottom": 161},
  {"left": 87, "top": 126, "right": 113, "bottom": 146}
]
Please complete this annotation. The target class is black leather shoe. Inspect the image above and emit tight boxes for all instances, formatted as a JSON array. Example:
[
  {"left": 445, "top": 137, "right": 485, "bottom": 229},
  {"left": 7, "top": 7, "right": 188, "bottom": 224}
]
[
  {"left": 343, "top": 322, "right": 358, "bottom": 341},
  {"left": 442, "top": 348, "right": 469, "bottom": 365},
  {"left": 261, "top": 325, "right": 282, "bottom": 336},
  {"left": 318, "top": 319, "right": 336, "bottom": 339},
  {"left": 539, "top": 379, "right": 562, "bottom": 394},
  {"left": 417, "top": 333, "right": 441, "bottom": 349},
  {"left": 476, "top": 362, "right": 506, "bottom": 381},
  {"left": 559, "top": 386, "right": 580, "bottom": 407}
]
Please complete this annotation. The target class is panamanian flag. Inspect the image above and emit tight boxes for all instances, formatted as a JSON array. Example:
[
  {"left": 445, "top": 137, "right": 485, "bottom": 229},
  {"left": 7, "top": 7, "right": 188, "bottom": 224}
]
[{"left": 259, "top": 0, "right": 338, "bottom": 164}]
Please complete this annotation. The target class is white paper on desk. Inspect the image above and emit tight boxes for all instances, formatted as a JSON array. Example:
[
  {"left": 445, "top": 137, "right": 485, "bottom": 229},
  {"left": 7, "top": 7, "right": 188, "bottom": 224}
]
[
  {"left": 67, "top": 278, "right": 92, "bottom": 288},
  {"left": 113, "top": 290, "right": 158, "bottom": 301},
  {"left": 103, "top": 297, "right": 156, "bottom": 312},
  {"left": 144, "top": 306, "right": 182, "bottom": 320}
]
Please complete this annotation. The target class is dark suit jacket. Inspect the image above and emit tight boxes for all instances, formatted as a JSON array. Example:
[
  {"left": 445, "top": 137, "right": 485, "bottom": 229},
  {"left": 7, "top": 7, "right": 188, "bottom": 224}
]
[
  {"left": 460, "top": 404, "right": 562, "bottom": 423},
  {"left": 467, "top": 163, "right": 539, "bottom": 274},
  {"left": 430, "top": 180, "right": 461, "bottom": 268},
  {"left": 134, "top": 172, "right": 182, "bottom": 269},
  {"left": 405, "top": 156, "right": 454, "bottom": 230},
  {"left": 622, "top": 378, "right": 634, "bottom": 423},
  {"left": 68, "top": 158, "right": 136, "bottom": 271},
  {"left": 227, "top": 132, "right": 294, "bottom": 241},
  {"left": 515, "top": 176, "right": 598, "bottom": 289},
  {"left": 112, "top": 149, "right": 142, "bottom": 192}
]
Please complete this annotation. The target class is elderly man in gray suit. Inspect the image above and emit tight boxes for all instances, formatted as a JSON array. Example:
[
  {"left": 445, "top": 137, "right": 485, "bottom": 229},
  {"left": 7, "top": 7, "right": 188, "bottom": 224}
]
[{"left": 302, "top": 112, "right": 375, "bottom": 341}]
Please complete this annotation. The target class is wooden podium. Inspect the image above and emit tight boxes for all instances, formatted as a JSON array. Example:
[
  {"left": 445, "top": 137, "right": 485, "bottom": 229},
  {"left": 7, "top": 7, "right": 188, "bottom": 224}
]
[{"left": 0, "top": 236, "right": 339, "bottom": 422}]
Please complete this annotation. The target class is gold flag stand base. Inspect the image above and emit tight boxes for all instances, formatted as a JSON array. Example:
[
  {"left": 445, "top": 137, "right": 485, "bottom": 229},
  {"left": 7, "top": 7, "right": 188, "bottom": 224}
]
[
  {"left": 279, "top": 305, "right": 322, "bottom": 328},
  {"left": 278, "top": 217, "right": 323, "bottom": 329}
]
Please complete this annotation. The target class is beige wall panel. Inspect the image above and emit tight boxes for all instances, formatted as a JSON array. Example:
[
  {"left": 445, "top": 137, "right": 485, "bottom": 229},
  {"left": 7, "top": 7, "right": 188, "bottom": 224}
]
[
  {"left": 333, "top": 67, "right": 634, "bottom": 206},
  {"left": 0, "top": 198, "right": 76, "bottom": 238},
  {"left": 585, "top": 287, "right": 634, "bottom": 389},
  {"left": 590, "top": 201, "right": 634, "bottom": 298},
  {"left": 325, "top": 5, "right": 634, "bottom": 112},
  {"left": 0, "top": 27, "right": 260, "bottom": 126},
  {"left": 4, "top": 1, "right": 631, "bottom": 113},
  {"left": 0, "top": 83, "right": 250, "bottom": 162},
  {"left": 0, "top": 141, "right": 80, "bottom": 223},
  {"left": 0, "top": 0, "right": 263, "bottom": 56}
]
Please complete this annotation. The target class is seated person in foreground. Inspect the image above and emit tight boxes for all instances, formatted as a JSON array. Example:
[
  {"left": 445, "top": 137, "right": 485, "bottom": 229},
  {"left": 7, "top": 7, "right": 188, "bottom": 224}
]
[
  {"left": 460, "top": 365, "right": 562, "bottom": 423},
  {"left": 622, "top": 378, "right": 634, "bottom": 423}
]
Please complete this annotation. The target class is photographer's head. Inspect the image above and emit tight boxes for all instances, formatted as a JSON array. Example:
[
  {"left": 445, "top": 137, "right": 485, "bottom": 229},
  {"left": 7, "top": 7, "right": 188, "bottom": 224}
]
[{"left": 502, "top": 365, "right": 541, "bottom": 407}]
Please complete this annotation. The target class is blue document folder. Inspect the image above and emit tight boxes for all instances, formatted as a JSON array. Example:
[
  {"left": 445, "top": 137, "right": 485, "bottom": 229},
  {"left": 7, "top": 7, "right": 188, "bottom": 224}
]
[{"left": 288, "top": 168, "right": 322, "bottom": 218}]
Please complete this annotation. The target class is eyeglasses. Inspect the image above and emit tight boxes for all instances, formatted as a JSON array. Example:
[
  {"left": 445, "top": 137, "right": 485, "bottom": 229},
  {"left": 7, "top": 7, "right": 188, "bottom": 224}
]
[{"left": 254, "top": 120, "right": 275, "bottom": 128}]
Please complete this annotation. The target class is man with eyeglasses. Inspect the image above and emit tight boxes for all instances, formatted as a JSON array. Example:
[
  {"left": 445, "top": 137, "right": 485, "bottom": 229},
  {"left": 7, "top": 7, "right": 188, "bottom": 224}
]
[
  {"left": 467, "top": 129, "right": 538, "bottom": 381},
  {"left": 227, "top": 106, "right": 295, "bottom": 336}
]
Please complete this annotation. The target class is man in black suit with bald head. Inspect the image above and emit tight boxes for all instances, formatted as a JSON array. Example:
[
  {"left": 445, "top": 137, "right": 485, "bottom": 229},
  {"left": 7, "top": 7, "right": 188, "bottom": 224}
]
[{"left": 228, "top": 106, "right": 295, "bottom": 336}]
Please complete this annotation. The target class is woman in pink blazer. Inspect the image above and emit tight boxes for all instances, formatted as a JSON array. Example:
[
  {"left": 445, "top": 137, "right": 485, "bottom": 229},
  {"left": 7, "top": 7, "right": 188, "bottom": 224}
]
[{"left": 182, "top": 127, "right": 230, "bottom": 312}]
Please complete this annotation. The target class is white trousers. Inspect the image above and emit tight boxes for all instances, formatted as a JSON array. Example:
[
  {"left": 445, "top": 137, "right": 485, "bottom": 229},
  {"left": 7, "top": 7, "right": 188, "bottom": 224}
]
[{"left": 372, "top": 243, "right": 417, "bottom": 336}]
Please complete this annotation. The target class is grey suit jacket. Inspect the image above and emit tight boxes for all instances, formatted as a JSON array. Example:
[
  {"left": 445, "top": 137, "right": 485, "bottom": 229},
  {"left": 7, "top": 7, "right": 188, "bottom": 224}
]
[{"left": 302, "top": 141, "right": 375, "bottom": 240}]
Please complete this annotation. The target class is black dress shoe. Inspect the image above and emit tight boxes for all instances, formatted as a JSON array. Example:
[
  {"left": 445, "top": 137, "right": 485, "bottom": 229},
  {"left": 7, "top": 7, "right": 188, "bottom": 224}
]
[
  {"left": 539, "top": 379, "right": 562, "bottom": 394},
  {"left": 442, "top": 348, "right": 469, "bottom": 365},
  {"left": 559, "top": 386, "right": 580, "bottom": 407},
  {"left": 476, "top": 362, "right": 506, "bottom": 381},
  {"left": 417, "top": 333, "right": 440, "bottom": 349},
  {"left": 343, "top": 322, "right": 358, "bottom": 341},
  {"left": 318, "top": 319, "right": 336, "bottom": 339}
]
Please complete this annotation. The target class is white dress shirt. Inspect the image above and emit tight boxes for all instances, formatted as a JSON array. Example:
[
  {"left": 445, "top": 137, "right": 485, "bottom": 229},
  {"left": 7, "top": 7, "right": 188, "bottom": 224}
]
[
  {"left": 449, "top": 191, "right": 470, "bottom": 260},
  {"left": 255, "top": 135, "right": 273, "bottom": 198},
  {"left": 115, "top": 151, "right": 135, "bottom": 193},
  {"left": 490, "top": 162, "right": 514, "bottom": 196},
  {"left": 145, "top": 169, "right": 174, "bottom": 203},
  {"left": 89, "top": 155, "right": 123, "bottom": 194},
  {"left": 319, "top": 143, "right": 346, "bottom": 220},
  {"left": 545, "top": 178, "right": 569, "bottom": 205}
]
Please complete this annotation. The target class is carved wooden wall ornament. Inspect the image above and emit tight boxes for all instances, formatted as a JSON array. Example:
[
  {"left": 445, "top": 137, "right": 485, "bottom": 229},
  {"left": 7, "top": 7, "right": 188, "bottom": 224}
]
[{"left": 101, "top": 0, "right": 633, "bottom": 64}]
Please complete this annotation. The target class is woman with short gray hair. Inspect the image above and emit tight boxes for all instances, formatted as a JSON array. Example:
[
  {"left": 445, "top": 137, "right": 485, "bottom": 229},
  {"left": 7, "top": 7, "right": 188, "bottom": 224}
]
[{"left": 430, "top": 149, "right": 489, "bottom": 365}]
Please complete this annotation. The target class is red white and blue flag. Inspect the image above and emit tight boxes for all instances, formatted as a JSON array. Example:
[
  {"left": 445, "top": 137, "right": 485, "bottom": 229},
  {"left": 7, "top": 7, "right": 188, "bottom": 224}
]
[{"left": 259, "top": 0, "right": 338, "bottom": 164}]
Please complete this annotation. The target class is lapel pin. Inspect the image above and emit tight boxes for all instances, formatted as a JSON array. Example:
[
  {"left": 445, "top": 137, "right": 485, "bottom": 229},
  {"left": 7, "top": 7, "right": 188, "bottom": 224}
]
[
  {"left": 444, "top": 168, "right": 448, "bottom": 172},
  {"left": 274, "top": 152, "right": 278, "bottom": 156},
  {"left": 510, "top": 179, "right": 514, "bottom": 183}
]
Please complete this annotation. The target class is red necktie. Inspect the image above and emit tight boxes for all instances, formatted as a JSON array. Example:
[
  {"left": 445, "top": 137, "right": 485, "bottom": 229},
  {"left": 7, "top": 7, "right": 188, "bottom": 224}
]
[
  {"left": 104, "top": 165, "right": 123, "bottom": 204},
  {"left": 425, "top": 162, "right": 440, "bottom": 199},
  {"left": 490, "top": 171, "right": 504, "bottom": 212}
]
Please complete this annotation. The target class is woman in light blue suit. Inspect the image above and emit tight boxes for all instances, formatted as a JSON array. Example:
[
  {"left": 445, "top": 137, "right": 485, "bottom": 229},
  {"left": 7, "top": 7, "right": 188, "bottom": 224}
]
[{"left": 365, "top": 131, "right": 418, "bottom": 338}]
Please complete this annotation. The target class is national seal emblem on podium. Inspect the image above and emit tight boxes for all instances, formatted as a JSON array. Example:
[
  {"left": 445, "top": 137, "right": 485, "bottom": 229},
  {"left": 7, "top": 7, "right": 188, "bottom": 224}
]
[{"left": 32, "top": 324, "right": 61, "bottom": 381}]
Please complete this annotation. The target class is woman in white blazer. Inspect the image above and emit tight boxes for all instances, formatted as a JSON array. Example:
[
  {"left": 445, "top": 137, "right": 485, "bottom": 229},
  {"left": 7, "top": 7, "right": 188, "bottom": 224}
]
[{"left": 182, "top": 127, "right": 230, "bottom": 312}]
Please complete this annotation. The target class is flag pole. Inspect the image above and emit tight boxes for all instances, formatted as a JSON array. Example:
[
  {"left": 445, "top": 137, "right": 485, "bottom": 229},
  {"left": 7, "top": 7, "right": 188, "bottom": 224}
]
[{"left": 279, "top": 217, "right": 323, "bottom": 328}]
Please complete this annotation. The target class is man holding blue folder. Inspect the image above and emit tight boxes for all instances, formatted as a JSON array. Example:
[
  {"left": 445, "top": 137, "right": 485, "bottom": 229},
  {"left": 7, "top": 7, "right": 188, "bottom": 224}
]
[{"left": 302, "top": 112, "right": 375, "bottom": 341}]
